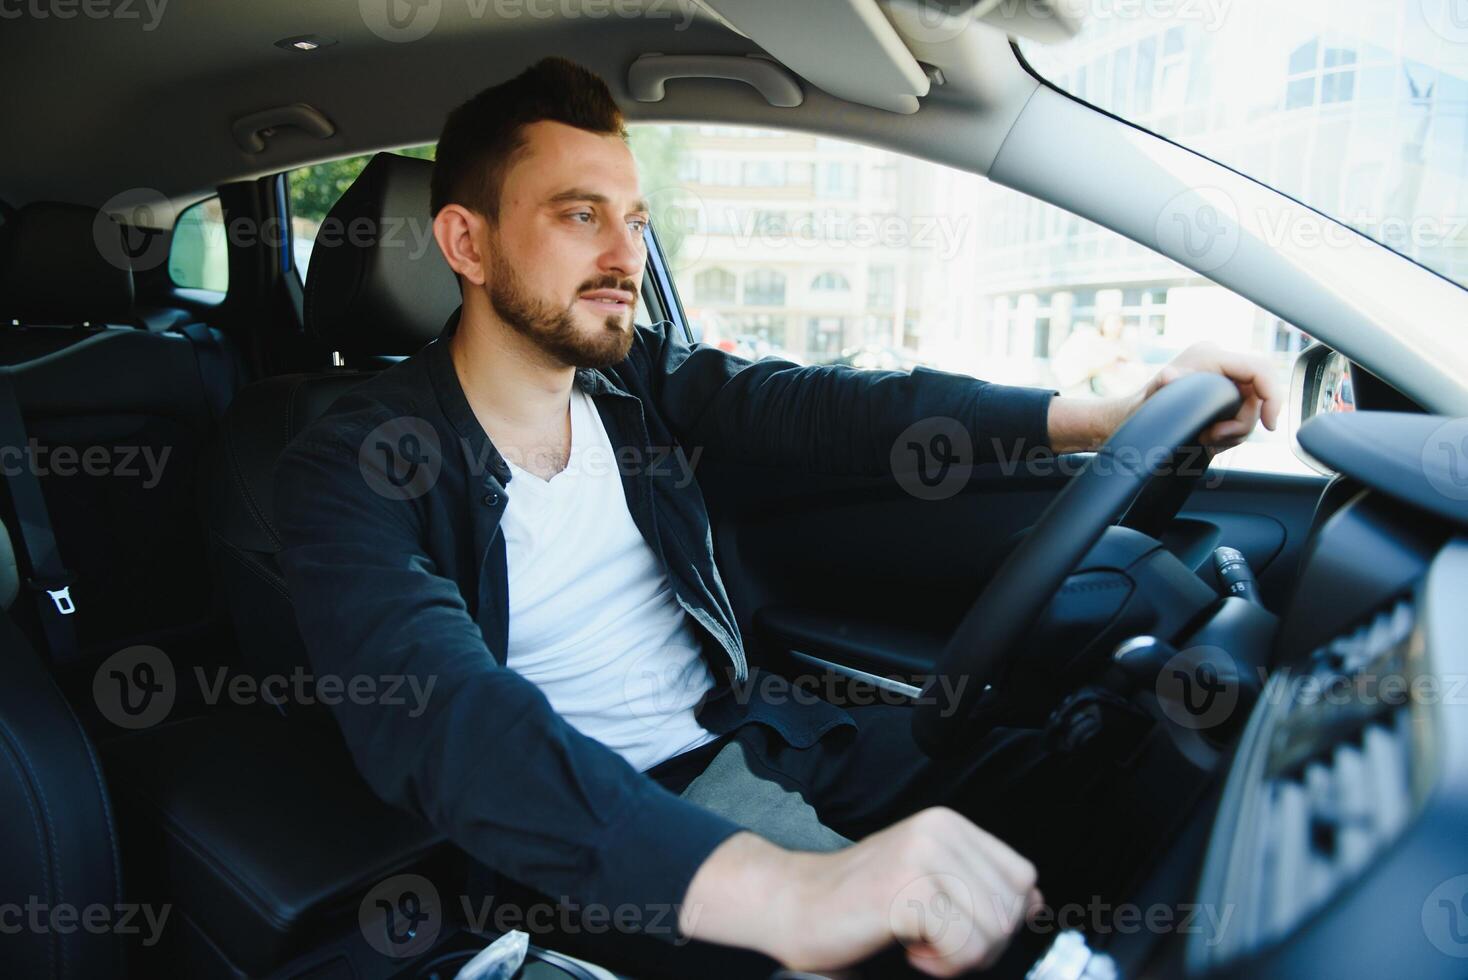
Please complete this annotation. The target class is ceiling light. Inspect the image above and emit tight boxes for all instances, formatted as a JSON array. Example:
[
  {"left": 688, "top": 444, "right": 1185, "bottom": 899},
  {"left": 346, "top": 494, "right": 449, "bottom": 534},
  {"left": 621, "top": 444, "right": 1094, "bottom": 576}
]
[{"left": 275, "top": 34, "right": 338, "bottom": 53}]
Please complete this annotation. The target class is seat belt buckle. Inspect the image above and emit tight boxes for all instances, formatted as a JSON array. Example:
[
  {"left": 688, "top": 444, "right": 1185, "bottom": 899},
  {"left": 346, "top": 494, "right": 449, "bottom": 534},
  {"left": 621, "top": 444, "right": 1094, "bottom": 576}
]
[
  {"left": 27, "top": 576, "right": 77, "bottom": 616},
  {"left": 47, "top": 585, "right": 76, "bottom": 615}
]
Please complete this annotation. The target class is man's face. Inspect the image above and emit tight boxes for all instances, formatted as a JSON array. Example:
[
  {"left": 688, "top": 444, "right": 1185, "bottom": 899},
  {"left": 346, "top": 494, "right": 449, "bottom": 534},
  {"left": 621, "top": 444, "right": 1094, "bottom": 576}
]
[{"left": 481, "top": 120, "right": 648, "bottom": 369}]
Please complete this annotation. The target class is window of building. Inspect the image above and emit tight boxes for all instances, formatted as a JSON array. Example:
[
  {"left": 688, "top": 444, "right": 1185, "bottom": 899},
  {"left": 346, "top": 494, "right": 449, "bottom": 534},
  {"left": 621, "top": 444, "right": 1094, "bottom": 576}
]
[
  {"left": 811, "top": 271, "right": 851, "bottom": 292},
  {"left": 866, "top": 265, "right": 896, "bottom": 308},
  {"left": 744, "top": 269, "right": 787, "bottom": 306},
  {"left": 816, "top": 162, "right": 858, "bottom": 199},
  {"left": 695, "top": 268, "right": 737, "bottom": 304},
  {"left": 742, "top": 160, "right": 786, "bottom": 186}
]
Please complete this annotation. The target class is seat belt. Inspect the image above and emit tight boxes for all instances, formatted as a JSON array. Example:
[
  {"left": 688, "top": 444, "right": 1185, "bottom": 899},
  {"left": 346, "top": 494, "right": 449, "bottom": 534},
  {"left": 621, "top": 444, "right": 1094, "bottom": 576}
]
[
  {"left": 0, "top": 368, "right": 81, "bottom": 664},
  {"left": 176, "top": 322, "right": 235, "bottom": 420}
]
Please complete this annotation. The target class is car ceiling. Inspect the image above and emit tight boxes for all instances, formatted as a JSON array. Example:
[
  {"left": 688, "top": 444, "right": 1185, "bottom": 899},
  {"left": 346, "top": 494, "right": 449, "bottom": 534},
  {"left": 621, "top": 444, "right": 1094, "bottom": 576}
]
[
  {"left": 0, "top": 0, "right": 1040, "bottom": 221},
  {"left": 7, "top": 0, "right": 1467, "bottom": 417}
]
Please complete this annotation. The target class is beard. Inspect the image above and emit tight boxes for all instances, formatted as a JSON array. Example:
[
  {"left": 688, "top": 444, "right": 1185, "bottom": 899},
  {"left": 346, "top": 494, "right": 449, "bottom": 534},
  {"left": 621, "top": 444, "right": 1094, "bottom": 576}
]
[{"left": 485, "top": 247, "right": 636, "bottom": 370}]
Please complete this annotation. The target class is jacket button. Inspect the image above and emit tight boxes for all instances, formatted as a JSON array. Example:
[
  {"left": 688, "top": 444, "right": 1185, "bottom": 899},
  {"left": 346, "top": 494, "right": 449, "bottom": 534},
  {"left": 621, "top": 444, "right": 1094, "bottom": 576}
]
[{"left": 482, "top": 492, "right": 500, "bottom": 506}]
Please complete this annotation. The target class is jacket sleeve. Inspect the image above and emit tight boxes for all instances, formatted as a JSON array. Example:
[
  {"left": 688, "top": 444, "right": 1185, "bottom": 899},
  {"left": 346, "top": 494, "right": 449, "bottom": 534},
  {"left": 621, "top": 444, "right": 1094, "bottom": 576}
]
[
  {"left": 272, "top": 427, "right": 743, "bottom": 933},
  {"left": 638, "top": 321, "right": 1057, "bottom": 474}
]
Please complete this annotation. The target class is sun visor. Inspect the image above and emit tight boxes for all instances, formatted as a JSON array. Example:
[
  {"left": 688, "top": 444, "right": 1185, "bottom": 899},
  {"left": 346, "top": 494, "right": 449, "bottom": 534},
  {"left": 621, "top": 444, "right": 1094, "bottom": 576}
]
[
  {"left": 700, "top": 0, "right": 932, "bottom": 113},
  {"left": 882, "top": 0, "right": 1085, "bottom": 47}
]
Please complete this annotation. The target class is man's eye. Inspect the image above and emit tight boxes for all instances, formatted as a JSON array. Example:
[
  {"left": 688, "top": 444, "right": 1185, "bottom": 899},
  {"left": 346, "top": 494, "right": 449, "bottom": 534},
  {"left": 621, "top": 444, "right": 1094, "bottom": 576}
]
[
  {"left": 628, "top": 218, "right": 649, "bottom": 234},
  {"left": 568, "top": 211, "right": 594, "bottom": 224}
]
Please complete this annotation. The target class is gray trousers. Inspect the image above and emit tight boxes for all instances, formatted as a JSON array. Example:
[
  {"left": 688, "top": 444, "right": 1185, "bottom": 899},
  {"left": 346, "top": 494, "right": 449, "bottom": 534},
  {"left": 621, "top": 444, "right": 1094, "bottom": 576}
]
[{"left": 678, "top": 736, "right": 852, "bottom": 852}]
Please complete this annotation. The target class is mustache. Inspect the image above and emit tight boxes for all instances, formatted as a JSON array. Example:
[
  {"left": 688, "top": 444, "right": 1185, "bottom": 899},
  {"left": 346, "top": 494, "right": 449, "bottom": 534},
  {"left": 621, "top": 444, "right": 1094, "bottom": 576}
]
[{"left": 576, "top": 274, "right": 639, "bottom": 297}]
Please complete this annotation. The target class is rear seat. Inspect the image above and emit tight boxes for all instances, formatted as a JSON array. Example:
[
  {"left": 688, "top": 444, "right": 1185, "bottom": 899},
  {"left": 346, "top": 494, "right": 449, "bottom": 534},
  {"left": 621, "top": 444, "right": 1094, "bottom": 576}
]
[
  {"left": 0, "top": 515, "right": 126, "bottom": 980},
  {"left": 0, "top": 201, "right": 243, "bottom": 669},
  {"left": 99, "top": 154, "right": 461, "bottom": 977},
  {"left": 0, "top": 202, "right": 145, "bottom": 363}
]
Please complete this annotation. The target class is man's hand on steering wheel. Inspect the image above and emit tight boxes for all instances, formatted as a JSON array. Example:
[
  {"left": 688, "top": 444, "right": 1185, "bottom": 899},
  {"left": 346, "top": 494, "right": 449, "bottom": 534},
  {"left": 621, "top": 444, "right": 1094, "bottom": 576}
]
[
  {"left": 916, "top": 365, "right": 1251, "bottom": 755},
  {"left": 1046, "top": 342, "right": 1285, "bottom": 455}
]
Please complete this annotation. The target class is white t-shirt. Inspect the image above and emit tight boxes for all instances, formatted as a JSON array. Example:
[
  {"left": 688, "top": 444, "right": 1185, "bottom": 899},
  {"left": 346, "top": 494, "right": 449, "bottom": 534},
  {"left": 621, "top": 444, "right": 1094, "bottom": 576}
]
[{"left": 501, "top": 386, "right": 721, "bottom": 772}]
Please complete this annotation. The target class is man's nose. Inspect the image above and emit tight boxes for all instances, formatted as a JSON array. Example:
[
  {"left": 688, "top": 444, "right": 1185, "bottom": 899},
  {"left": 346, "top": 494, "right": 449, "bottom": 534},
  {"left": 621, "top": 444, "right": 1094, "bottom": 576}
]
[{"left": 599, "top": 222, "right": 645, "bottom": 279}]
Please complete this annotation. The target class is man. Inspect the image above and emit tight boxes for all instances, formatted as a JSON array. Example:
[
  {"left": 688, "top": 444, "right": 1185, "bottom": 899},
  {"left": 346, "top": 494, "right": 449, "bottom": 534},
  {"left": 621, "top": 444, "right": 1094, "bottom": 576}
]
[{"left": 274, "top": 58, "right": 1279, "bottom": 976}]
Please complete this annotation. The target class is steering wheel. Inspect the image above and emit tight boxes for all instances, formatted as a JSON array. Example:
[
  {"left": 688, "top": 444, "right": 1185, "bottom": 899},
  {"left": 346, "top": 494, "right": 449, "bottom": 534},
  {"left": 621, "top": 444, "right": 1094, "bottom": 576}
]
[{"left": 911, "top": 372, "right": 1243, "bottom": 757}]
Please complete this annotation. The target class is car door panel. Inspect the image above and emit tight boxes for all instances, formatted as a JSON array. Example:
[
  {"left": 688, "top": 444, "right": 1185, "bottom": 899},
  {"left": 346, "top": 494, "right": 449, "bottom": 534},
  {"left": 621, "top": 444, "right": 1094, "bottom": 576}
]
[{"left": 698, "top": 459, "right": 1325, "bottom": 684}]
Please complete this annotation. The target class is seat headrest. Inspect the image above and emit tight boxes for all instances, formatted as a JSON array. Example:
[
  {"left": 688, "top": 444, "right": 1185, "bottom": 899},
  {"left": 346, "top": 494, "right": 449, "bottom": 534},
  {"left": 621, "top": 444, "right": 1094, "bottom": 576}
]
[
  {"left": 0, "top": 202, "right": 137, "bottom": 325},
  {"left": 303, "top": 153, "right": 461, "bottom": 358}
]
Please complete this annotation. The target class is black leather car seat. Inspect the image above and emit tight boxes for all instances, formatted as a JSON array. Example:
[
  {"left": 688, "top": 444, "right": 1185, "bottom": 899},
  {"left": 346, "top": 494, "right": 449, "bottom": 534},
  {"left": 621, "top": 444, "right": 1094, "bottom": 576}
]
[
  {"left": 95, "top": 154, "right": 461, "bottom": 978},
  {"left": 206, "top": 152, "right": 458, "bottom": 686},
  {"left": 0, "top": 202, "right": 243, "bottom": 668},
  {"left": 0, "top": 516, "right": 126, "bottom": 979}
]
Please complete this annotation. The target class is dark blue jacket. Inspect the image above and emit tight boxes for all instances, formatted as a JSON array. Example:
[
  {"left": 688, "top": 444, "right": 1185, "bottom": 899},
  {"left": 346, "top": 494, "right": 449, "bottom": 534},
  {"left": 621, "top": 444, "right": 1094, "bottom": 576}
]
[{"left": 272, "top": 309, "right": 1054, "bottom": 929}]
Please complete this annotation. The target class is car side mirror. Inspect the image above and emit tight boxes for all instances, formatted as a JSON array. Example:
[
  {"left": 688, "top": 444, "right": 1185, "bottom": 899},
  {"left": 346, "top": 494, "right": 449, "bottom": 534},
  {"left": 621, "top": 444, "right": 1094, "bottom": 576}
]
[{"left": 1290, "top": 343, "right": 1356, "bottom": 474}]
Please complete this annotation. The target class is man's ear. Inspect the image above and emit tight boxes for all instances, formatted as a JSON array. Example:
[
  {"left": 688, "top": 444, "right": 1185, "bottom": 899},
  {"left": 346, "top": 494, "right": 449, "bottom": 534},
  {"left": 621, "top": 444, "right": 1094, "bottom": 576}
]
[{"left": 433, "top": 204, "right": 489, "bottom": 287}]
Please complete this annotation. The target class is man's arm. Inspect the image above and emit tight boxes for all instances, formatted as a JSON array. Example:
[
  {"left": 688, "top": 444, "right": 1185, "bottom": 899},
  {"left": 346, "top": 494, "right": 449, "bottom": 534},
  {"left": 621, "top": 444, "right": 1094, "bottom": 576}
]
[
  {"left": 640, "top": 325, "right": 1281, "bottom": 465},
  {"left": 272, "top": 427, "right": 744, "bottom": 927},
  {"left": 638, "top": 322, "right": 1058, "bottom": 473}
]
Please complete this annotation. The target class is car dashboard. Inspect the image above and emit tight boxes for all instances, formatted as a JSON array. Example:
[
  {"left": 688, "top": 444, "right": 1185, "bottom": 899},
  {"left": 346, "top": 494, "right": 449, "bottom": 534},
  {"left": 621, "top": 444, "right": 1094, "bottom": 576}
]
[
  {"left": 1174, "top": 411, "right": 1466, "bottom": 978},
  {"left": 1023, "top": 410, "right": 1468, "bottom": 980}
]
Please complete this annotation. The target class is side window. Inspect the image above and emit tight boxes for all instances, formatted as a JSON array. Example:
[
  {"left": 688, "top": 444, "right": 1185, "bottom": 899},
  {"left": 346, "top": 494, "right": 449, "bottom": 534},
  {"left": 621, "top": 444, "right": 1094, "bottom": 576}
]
[
  {"left": 287, "top": 145, "right": 435, "bottom": 281},
  {"left": 168, "top": 197, "right": 228, "bottom": 292},
  {"left": 629, "top": 123, "right": 1313, "bottom": 475}
]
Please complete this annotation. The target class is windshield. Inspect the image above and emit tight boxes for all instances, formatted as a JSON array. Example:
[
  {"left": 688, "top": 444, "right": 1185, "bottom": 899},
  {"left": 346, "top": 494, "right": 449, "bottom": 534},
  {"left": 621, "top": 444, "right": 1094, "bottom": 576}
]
[{"left": 1020, "top": 0, "right": 1468, "bottom": 289}]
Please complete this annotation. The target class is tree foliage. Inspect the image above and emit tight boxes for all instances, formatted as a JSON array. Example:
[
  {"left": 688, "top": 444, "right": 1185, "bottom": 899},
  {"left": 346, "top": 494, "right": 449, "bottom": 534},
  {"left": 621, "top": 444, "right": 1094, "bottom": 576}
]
[{"left": 289, "top": 144, "right": 435, "bottom": 225}]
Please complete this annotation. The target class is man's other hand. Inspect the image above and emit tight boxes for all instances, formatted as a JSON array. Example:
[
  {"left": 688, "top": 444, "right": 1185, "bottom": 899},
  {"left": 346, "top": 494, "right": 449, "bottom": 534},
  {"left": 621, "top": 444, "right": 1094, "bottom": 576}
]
[
  {"left": 1047, "top": 341, "right": 1283, "bottom": 454},
  {"left": 1136, "top": 342, "right": 1283, "bottom": 450},
  {"left": 679, "top": 806, "right": 1042, "bottom": 976}
]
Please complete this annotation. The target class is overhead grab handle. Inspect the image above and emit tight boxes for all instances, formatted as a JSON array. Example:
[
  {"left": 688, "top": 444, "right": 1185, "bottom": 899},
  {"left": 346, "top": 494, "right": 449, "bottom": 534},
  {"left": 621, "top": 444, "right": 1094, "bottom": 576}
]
[
  {"left": 628, "top": 54, "right": 804, "bottom": 108},
  {"left": 231, "top": 104, "right": 337, "bottom": 154}
]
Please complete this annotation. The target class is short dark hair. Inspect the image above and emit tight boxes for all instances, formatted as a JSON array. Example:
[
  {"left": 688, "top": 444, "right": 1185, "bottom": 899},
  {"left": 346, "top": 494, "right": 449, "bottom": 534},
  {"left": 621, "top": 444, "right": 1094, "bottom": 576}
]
[{"left": 430, "top": 57, "right": 628, "bottom": 220}]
